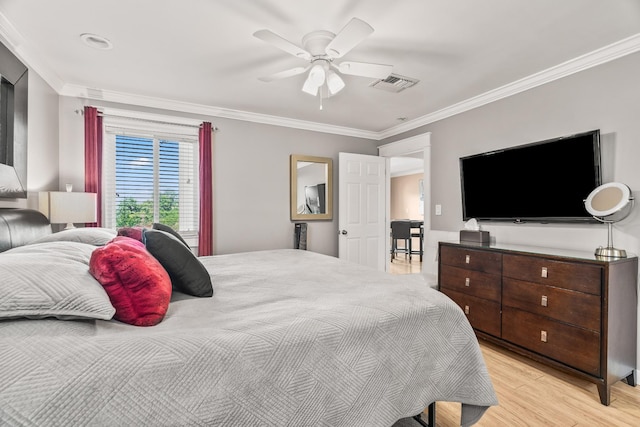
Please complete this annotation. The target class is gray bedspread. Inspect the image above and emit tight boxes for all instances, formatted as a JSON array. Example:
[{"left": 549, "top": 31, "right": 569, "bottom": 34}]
[{"left": 0, "top": 249, "right": 497, "bottom": 426}]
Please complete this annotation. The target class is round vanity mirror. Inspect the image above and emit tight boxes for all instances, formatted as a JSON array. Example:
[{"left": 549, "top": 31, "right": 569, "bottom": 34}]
[
  {"left": 585, "top": 182, "right": 631, "bottom": 218},
  {"left": 584, "top": 182, "right": 634, "bottom": 258}
]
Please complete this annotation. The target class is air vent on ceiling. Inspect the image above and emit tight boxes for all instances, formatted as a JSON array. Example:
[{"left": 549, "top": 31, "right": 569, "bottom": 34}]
[{"left": 369, "top": 73, "right": 419, "bottom": 93}]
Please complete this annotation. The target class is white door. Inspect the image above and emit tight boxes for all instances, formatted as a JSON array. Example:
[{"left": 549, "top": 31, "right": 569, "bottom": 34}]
[{"left": 338, "top": 152, "right": 386, "bottom": 271}]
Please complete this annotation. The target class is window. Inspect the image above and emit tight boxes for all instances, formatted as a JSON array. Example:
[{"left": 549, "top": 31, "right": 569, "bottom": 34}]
[{"left": 102, "top": 117, "right": 199, "bottom": 239}]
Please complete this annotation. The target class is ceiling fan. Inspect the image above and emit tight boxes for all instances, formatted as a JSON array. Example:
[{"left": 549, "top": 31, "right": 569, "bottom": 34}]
[{"left": 254, "top": 18, "right": 393, "bottom": 98}]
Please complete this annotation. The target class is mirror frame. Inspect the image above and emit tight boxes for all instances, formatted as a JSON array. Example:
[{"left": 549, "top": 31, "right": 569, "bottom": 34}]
[
  {"left": 0, "top": 41, "right": 28, "bottom": 199},
  {"left": 290, "top": 154, "right": 333, "bottom": 221}
]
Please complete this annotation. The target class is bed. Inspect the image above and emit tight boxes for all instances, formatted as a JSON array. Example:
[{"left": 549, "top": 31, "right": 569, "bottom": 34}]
[{"left": 0, "top": 208, "right": 497, "bottom": 426}]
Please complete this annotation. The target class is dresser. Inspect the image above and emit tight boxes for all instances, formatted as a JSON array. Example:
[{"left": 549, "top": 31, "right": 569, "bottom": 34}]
[{"left": 438, "top": 241, "right": 638, "bottom": 405}]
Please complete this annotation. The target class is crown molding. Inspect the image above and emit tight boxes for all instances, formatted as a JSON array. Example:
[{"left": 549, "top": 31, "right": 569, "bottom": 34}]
[
  {"left": 60, "top": 84, "right": 379, "bottom": 140},
  {"left": 0, "top": 11, "right": 66, "bottom": 93},
  {"left": 0, "top": 10, "right": 22, "bottom": 49},
  {"left": 378, "top": 33, "right": 640, "bottom": 140}
]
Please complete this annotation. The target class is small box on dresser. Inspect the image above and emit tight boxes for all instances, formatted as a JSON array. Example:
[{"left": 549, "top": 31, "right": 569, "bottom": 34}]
[
  {"left": 438, "top": 241, "right": 638, "bottom": 405},
  {"left": 459, "top": 230, "right": 490, "bottom": 245}
]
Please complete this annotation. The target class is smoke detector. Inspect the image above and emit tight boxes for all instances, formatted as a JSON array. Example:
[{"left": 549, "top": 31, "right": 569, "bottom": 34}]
[{"left": 370, "top": 73, "right": 419, "bottom": 93}]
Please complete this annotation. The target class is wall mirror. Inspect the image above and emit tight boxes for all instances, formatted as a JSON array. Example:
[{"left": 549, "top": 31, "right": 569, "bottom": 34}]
[
  {"left": 290, "top": 154, "right": 333, "bottom": 220},
  {"left": 0, "top": 42, "right": 28, "bottom": 198}
]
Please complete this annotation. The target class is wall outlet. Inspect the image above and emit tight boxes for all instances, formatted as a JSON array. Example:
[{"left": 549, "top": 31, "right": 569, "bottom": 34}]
[{"left": 435, "top": 204, "right": 442, "bottom": 216}]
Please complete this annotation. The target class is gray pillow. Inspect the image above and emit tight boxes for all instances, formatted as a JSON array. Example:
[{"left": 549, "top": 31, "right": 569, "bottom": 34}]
[
  {"left": 0, "top": 242, "right": 116, "bottom": 320},
  {"left": 143, "top": 229, "right": 213, "bottom": 297}
]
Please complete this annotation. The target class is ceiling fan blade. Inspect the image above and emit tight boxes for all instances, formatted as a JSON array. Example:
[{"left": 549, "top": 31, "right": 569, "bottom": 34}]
[
  {"left": 336, "top": 61, "right": 393, "bottom": 79},
  {"left": 258, "top": 66, "right": 309, "bottom": 82},
  {"left": 325, "top": 18, "right": 374, "bottom": 58},
  {"left": 253, "top": 29, "right": 311, "bottom": 60}
]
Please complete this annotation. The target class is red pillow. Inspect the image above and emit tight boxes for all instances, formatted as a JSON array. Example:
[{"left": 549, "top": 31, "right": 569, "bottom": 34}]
[{"left": 89, "top": 236, "right": 171, "bottom": 326}]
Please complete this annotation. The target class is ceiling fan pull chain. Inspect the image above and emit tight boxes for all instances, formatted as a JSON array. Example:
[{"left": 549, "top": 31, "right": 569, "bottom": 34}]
[{"left": 319, "top": 87, "right": 324, "bottom": 110}]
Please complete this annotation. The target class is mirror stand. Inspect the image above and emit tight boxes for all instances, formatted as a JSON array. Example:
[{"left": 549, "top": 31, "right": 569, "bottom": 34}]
[{"left": 595, "top": 221, "right": 627, "bottom": 258}]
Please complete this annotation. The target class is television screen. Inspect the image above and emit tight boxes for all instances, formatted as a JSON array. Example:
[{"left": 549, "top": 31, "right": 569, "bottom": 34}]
[{"left": 460, "top": 130, "right": 601, "bottom": 223}]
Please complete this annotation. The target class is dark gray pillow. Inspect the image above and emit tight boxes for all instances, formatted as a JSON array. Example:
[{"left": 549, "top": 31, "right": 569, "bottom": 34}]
[
  {"left": 143, "top": 229, "right": 213, "bottom": 297},
  {"left": 152, "top": 223, "right": 189, "bottom": 247}
]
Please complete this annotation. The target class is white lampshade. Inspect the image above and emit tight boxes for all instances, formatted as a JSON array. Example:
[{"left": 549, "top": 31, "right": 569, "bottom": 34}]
[
  {"left": 40, "top": 191, "right": 97, "bottom": 229},
  {"left": 302, "top": 77, "right": 319, "bottom": 96},
  {"left": 302, "top": 62, "right": 327, "bottom": 97},
  {"left": 308, "top": 63, "right": 326, "bottom": 86},
  {"left": 326, "top": 70, "right": 345, "bottom": 95}
]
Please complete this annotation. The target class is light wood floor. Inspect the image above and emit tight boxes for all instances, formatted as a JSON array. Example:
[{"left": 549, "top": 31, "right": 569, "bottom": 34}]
[
  {"left": 388, "top": 258, "right": 640, "bottom": 426},
  {"left": 430, "top": 340, "right": 640, "bottom": 426},
  {"left": 389, "top": 254, "right": 423, "bottom": 275}
]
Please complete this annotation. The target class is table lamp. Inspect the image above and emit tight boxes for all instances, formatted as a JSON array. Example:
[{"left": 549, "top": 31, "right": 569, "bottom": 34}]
[{"left": 39, "top": 184, "right": 97, "bottom": 229}]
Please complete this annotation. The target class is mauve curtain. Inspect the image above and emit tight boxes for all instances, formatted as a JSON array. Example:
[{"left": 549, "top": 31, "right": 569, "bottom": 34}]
[
  {"left": 198, "top": 122, "right": 213, "bottom": 256},
  {"left": 84, "top": 106, "right": 103, "bottom": 227}
]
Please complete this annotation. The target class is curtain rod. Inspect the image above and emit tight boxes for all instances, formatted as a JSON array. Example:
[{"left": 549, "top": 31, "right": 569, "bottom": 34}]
[{"left": 74, "top": 109, "right": 218, "bottom": 131}]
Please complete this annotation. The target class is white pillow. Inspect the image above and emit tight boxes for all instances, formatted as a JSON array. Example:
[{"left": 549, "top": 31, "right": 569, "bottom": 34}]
[
  {"left": 0, "top": 242, "right": 115, "bottom": 320},
  {"left": 29, "top": 227, "right": 117, "bottom": 246}
]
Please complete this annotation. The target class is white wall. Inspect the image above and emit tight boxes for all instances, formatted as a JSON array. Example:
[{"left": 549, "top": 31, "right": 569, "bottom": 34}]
[
  {"left": 380, "top": 51, "right": 640, "bottom": 371},
  {"left": 57, "top": 97, "right": 379, "bottom": 257}
]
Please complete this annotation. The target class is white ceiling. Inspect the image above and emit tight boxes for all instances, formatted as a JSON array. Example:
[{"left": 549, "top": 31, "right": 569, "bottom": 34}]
[{"left": 1, "top": 0, "right": 639, "bottom": 139}]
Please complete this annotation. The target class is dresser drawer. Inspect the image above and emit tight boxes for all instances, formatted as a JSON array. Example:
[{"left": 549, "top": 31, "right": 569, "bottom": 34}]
[
  {"left": 441, "top": 289, "right": 501, "bottom": 337},
  {"left": 503, "top": 254, "right": 602, "bottom": 295},
  {"left": 440, "top": 265, "right": 501, "bottom": 302},
  {"left": 502, "top": 307, "right": 600, "bottom": 376},
  {"left": 440, "top": 245, "right": 501, "bottom": 275},
  {"left": 503, "top": 278, "right": 601, "bottom": 331}
]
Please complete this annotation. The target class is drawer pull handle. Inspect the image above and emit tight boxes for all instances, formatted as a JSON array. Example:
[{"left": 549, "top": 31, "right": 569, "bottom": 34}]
[
  {"left": 541, "top": 330, "right": 548, "bottom": 342},
  {"left": 541, "top": 295, "right": 548, "bottom": 307},
  {"left": 541, "top": 267, "right": 548, "bottom": 278},
  {"left": 464, "top": 305, "right": 469, "bottom": 315},
  {"left": 465, "top": 255, "right": 470, "bottom": 264},
  {"left": 465, "top": 277, "right": 470, "bottom": 287}
]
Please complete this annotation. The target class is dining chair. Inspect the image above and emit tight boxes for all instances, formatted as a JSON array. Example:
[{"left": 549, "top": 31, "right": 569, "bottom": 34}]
[
  {"left": 391, "top": 220, "right": 412, "bottom": 261},
  {"left": 411, "top": 222, "right": 424, "bottom": 262}
]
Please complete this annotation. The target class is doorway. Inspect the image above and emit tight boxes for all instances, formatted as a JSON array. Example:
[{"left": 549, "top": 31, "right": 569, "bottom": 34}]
[
  {"left": 378, "top": 133, "right": 431, "bottom": 274},
  {"left": 389, "top": 156, "right": 424, "bottom": 275},
  {"left": 390, "top": 156, "right": 424, "bottom": 219}
]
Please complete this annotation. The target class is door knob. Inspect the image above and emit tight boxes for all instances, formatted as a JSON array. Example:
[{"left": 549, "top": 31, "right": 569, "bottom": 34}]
[{"left": 341, "top": 230, "right": 348, "bottom": 235}]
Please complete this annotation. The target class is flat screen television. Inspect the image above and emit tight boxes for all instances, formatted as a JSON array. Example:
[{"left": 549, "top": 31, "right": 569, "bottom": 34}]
[{"left": 460, "top": 130, "right": 602, "bottom": 223}]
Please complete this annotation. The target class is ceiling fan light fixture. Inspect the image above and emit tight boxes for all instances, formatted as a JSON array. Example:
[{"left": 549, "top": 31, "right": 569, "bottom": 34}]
[
  {"left": 326, "top": 70, "right": 345, "bottom": 95},
  {"left": 308, "top": 63, "right": 326, "bottom": 87},
  {"left": 302, "top": 77, "right": 319, "bottom": 96}
]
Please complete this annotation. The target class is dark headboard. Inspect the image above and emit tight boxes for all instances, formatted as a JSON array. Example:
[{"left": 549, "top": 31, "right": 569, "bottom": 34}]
[{"left": 0, "top": 208, "right": 52, "bottom": 252}]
